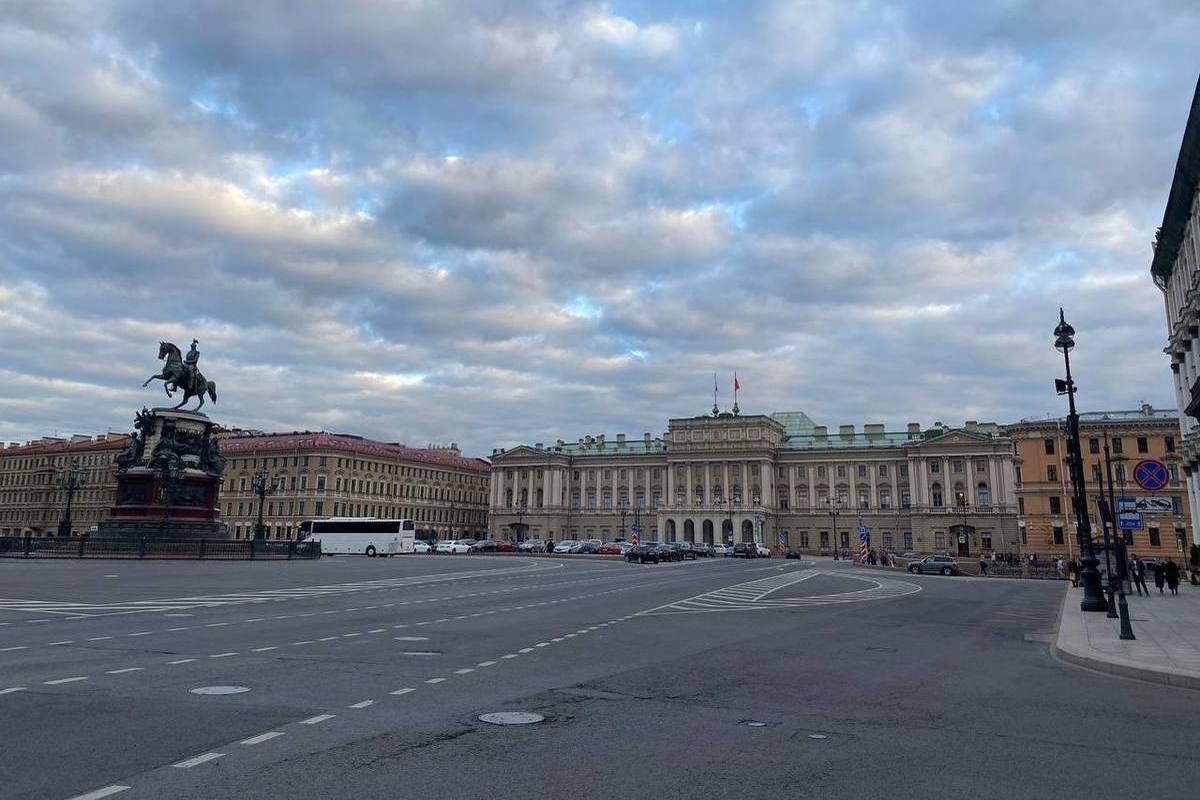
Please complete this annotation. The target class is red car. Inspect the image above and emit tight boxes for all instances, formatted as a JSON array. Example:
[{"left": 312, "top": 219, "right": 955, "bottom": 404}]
[
  {"left": 597, "top": 542, "right": 622, "bottom": 555},
  {"left": 496, "top": 540, "right": 517, "bottom": 552}
]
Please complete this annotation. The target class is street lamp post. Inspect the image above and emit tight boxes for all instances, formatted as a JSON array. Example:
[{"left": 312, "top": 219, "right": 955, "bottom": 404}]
[
  {"left": 618, "top": 497, "right": 629, "bottom": 540},
  {"left": 826, "top": 496, "right": 844, "bottom": 557},
  {"left": 251, "top": 468, "right": 276, "bottom": 540},
  {"left": 1103, "top": 437, "right": 1136, "bottom": 639},
  {"left": 515, "top": 502, "right": 527, "bottom": 542},
  {"left": 1053, "top": 308, "right": 1108, "bottom": 612},
  {"left": 55, "top": 459, "right": 88, "bottom": 538}
]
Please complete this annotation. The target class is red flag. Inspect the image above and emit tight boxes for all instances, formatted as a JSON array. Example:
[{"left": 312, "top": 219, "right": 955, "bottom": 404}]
[{"left": 734, "top": 374, "right": 740, "bottom": 392}]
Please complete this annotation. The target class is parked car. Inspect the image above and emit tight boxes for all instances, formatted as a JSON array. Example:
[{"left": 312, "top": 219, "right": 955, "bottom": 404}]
[
  {"left": 517, "top": 539, "right": 544, "bottom": 553},
  {"left": 469, "top": 539, "right": 498, "bottom": 552},
  {"left": 553, "top": 540, "right": 579, "bottom": 553},
  {"left": 496, "top": 540, "right": 517, "bottom": 552},
  {"left": 732, "top": 542, "right": 758, "bottom": 559},
  {"left": 597, "top": 542, "right": 623, "bottom": 555},
  {"left": 714, "top": 544, "right": 733, "bottom": 557},
  {"left": 755, "top": 543, "right": 772, "bottom": 558},
  {"left": 908, "top": 555, "right": 960, "bottom": 575},
  {"left": 690, "top": 542, "right": 715, "bottom": 557},
  {"left": 412, "top": 540, "right": 432, "bottom": 554},
  {"left": 436, "top": 540, "right": 473, "bottom": 554},
  {"left": 785, "top": 548, "right": 803, "bottom": 559},
  {"left": 626, "top": 544, "right": 663, "bottom": 564},
  {"left": 574, "top": 541, "right": 604, "bottom": 554},
  {"left": 669, "top": 542, "right": 697, "bottom": 560}
]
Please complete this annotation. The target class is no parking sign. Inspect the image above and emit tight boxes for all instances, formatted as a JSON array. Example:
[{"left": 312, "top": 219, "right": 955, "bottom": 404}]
[{"left": 1133, "top": 460, "right": 1169, "bottom": 492}]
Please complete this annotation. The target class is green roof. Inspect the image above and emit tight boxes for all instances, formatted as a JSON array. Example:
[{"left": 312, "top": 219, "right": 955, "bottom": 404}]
[{"left": 781, "top": 432, "right": 919, "bottom": 450}]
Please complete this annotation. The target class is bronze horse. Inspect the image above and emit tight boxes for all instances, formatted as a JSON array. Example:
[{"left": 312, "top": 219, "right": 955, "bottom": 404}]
[{"left": 142, "top": 342, "right": 217, "bottom": 411}]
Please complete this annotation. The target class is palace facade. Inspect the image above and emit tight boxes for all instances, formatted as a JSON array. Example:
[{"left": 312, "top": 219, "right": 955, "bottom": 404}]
[{"left": 488, "top": 409, "right": 1020, "bottom": 556}]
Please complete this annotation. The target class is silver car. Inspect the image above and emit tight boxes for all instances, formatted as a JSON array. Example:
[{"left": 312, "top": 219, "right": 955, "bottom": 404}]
[{"left": 907, "top": 555, "right": 960, "bottom": 576}]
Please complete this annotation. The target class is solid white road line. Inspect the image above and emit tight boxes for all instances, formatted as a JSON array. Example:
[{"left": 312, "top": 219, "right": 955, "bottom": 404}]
[
  {"left": 105, "top": 668, "right": 144, "bottom": 674},
  {"left": 173, "top": 752, "right": 224, "bottom": 768},
  {"left": 240, "top": 731, "right": 284, "bottom": 745},
  {"left": 348, "top": 700, "right": 374, "bottom": 709},
  {"left": 389, "top": 688, "right": 415, "bottom": 696},
  {"left": 44, "top": 676, "right": 88, "bottom": 685},
  {"left": 167, "top": 658, "right": 197, "bottom": 665},
  {"left": 299, "top": 714, "right": 335, "bottom": 725},
  {"left": 66, "top": 784, "right": 131, "bottom": 800}
]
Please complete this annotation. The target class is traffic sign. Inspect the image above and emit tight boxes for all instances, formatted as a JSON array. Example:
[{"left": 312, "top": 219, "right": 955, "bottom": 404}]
[
  {"left": 776, "top": 530, "right": 787, "bottom": 553},
  {"left": 630, "top": 522, "right": 640, "bottom": 534},
  {"left": 1118, "top": 511, "right": 1143, "bottom": 531},
  {"left": 1118, "top": 495, "right": 1174, "bottom": 514},
  {"left": 1133, "top": 459, "right": 1169, "bottom": 492}
]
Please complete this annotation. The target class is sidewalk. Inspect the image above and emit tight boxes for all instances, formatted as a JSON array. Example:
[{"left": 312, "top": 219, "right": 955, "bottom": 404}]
[{"left": 1054, "top": 580, "right": 1200, "bottom": 689}]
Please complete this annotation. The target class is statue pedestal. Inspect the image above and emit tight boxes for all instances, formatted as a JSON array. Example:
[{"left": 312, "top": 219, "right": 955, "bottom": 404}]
[{"left": 97, "top": 408, "right": 230, "bottom": 540}]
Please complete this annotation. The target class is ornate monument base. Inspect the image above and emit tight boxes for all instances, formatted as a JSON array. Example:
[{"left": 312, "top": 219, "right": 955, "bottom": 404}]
[{"left": 97, "top": 407, "right": 231, "bottom": 540}]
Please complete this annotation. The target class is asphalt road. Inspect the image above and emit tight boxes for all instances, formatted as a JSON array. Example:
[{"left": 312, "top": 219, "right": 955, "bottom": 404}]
[{"left": 1, "top": 554, "right": 1195, "bottom": 800}]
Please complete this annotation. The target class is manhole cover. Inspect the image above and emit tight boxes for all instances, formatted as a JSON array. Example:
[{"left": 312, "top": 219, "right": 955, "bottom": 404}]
[
  {"left": 479, "top": 711, "right": 544, "bottom": 726},
  {"left": 808, "top": 733, "right": 829, "bottom": 740},
  {"left": 190, "top": 685, "right": 250, "bottom": 696}
]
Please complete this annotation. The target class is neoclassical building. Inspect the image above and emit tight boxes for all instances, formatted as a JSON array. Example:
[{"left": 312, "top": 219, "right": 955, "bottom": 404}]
[
  {"left": 1153, "top": 75, "right": 1200, "bottom": 546},
  {"left": 488, "top": 409, "right": 1020, "bottom": 556}
]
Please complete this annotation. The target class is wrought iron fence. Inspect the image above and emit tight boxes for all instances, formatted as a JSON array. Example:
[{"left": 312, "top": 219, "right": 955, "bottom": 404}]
[{"left": 0, "top": 534, "right": 320, "bottom": 560}]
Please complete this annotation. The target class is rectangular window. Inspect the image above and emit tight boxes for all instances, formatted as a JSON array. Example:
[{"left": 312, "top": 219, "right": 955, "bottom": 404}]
[
  {"left": 1088, "top": 438, "right": 1100, "bottom": 454},
  {"left": 316, "top": 475, "right": 327, "bottom": 491},
  {"left": 899, "top": 464, "right": 908, "bottom": 478},
  {"left": 1149, "top": 527, "right": 1161, "bottom": 547},
  {"left": 974, "top": 458, "right": 986, "bottom": 472},
  {"left": 1014, "top": 466, "right": 1022, "bottom": 485},
  {"left": 1169, "top": 465, "right": 1179, "bottom": 482},
  {"left": 1044, "top": 438, "right": 1055, "bottom": 455},
  {"left": 952, "top": 460, "right": 963, "bottom": 473},
  {"left": 857, "top": 464, "right": 867, "bottom": 478},
  {"left": 837, "top": 465, "right": 846, "bottom": 478},
  {"left": 798, "top": 465, "right": 807, "bottom": 477},
  {"left": 1049, "top": 496, "right": 1062, "bottom": 515},
  {"left": 1047, "top": 465, "right": 1057, "bottom": 482},
  {"left": 1165, "top": 436, "right": 1176, "bottom": 453},
  {"left": 314, "top": 501, "right": 324, "bottom": 516},
  {"left": 800, "top": 532, "right": 809, "bottom": 548},
  {"left": 1111, "top": 438, "right": 1123, "bottom": 454},
  {"left": 1137, "top": 437, "right": 1149, "bottom": 454},
  {"left": 819, "top": 531, "right": 830, "bottom": 548},
  {"left": 934, "top": 532, "right": 946, "bottom": 550},
  {"left": 1018, "top": 497, "right": 1025, "bottom": 514},
  {"left": 878, "top": 464, "right": 888, "bottom": 477},
  {"left": 319, "top": 456, "right": 327, "bottom": 467},
  {"left": 1052, "top": 526, "right": 1064, "bottom": 545},
  {"left": 882, "top": 532, "right": 893, "bottom": 548},
  {"left": 817, "top": 466, "right": 826, "bottom": 477},
  {"left": 929, "top": 461, "right": 940, "bottom": 473},
  {"left": 903, "top": 532, "right": 913, "bottom": 551},
  {"left": 1091, "top": 464, "right": 1101, "bottom": 481}
]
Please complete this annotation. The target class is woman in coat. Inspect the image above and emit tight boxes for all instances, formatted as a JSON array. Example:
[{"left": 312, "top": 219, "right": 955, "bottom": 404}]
[
  {"left": 1164, "top": 559, "right": 1180, "bottom": 596},
  {"left": 1153, "top": 561, "right": 1166, "bottom": 594}
]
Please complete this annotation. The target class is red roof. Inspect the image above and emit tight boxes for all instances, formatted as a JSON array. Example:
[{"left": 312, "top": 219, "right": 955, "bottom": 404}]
[
  {"left": 218, "top": 431, "right": 490, "bottom": 473},
  {"left": 2, "top": 435, "right": 131, "bottom": 456}
]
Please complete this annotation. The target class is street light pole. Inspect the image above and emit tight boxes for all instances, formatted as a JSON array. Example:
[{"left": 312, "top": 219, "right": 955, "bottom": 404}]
[
  {"left": 1053, "top": 308, "right": 1108, "bottom": 612},
  {"left": 826, "top": 496, "right": 842, "bottom": 557},
  {"left": 1093, "top": 438, "right": 1118, "bottom": 618},
  {"left": 618, "top": 497, "right": 629, "bottom": 540},
  {"left": 251, "top": 468, "right": 275, "bottom": 540},
  {"left": 55, "top": 459, "right": 88, "bottom": 538}
]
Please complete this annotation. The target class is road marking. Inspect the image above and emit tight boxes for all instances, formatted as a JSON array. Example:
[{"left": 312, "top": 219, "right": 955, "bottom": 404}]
[
  {"left": 348, "top": 700, "right": 374, "bottom": 709},
  {"left": 551, "top": 637, "right": 564, "bottom": 642},
  {"left": 0, "top": 687, "right": 27, "bottom": 695},
  {"left": 342, "top": 632, "right": 362, "bottom": 637},
  {"left": 0, "top": 646, "right": 28, "bottom": 652},
  {"left": 167, "top": 658, "right": 197, "bottom": 664},
  {"left": 389, "top": 688, "right": 415, "bottom": 696},
  {"left": 251, "top": 646, "right": 279, "bottom": 652},
  {"left": 173, "top": 752, "right": 224, "bottom": 768},
  {"left": 86, "top": 636, "right": 113, "bottom": 641},
  {"left": 48, "top": 640, "right": 74, "bottom": 646},
  {"left": 367, "top": 628, "right": 385, "bottom": 634},
  {"left": 105, "top": 668, "right": 144, "bottom": 674},
  {"left": 167, "top": 627, "right": 190, "bottom": 632},
  {"left": 205, "top": 622, "right": 230, "bottom": 628},
  {"left": 454, "top": 668, "right": 475, "bottom": 674},
  {"left": 518, "top": 647, "right": 534, "bottom": 653},
  {"left": 240, "top": 731, "right": 284, "bottom": 745},
  {"left": 299, "top": 714, "right": 335, "bottom": 725},
  {"left": 66, "top": 784, "right": 131, "bottom": 800},
  {"left": 244, "top": 618, "right": 265, "bottom": 623},
  {"left": 45, "top": 676, "right": 88, "bottom": 685},
  {"left": 318, "top": 636, "right": 338, "bottom": 641},
  {"left": 535, "top": 642, "right": 550, "bottom": 647},
  {"left": 292, "top": 640, "right": 314, "bottom": 646},
  {"left": 210, "top": 652, "right": 237, "bottom": 658},
  {"left": 425, "top": 677, "right": 446, "bottom": 684},
  {"left": 394, "top": 636, "right": 428, "bottom": 641},
  {"left": 501, "top": 654, "right": 519, "bottom": 659},
  {"left": 127, "top": 631, "right": 152, "bottom": 637}
]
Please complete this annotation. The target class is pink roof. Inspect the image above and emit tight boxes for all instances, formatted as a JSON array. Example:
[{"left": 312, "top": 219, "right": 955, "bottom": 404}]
[
  {"left": 219, "top": 431, "right": 490, "bottom": 473},
  {"left": 2, "top": 435, "right": 131, "bottom": 456}
]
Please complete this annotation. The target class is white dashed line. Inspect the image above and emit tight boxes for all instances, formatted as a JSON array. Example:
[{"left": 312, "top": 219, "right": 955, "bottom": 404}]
[
  {"left": 167, "top": 627, "right": 190, "bottom": 632},
  {"left": 66, "top": 784, "right": 131, "bottom": 800},
  {"left": 367, "top": 629, "right": 385, "bottom": 634},
  {"left": 518, "top": 647, "right": 534, "bottom": 653},
  {"left": 45, "top": 676, "right": 88, "bottom": 685},
  {"left": 240, "top": 731, "right": 284, "bottom": 745},
  {"left": 0, "top": 646, "right": 28, "bottom": 652},
  {"left": 86, "top": 636, "right": 113, "bottom": 641},
  {"left": 389, "top": 688, "right": 415, "bottom": 696},
  {"left": 244, "top": 618, "right": 265, "bottom": 623},
  {"left": 105, "top": 668, "right": 144, "bottom": 675},
  {"left": 127, "top": 631, "right": 152, "bottom": 637},
  {"left": 292, "top": 640, "right": 314, "bottom": 646},
  {"left": 477, "top": 660, "right": 497, "bottom": 667},
  {"left": 453, "top": 668, "right": 475, "bottom": 674},
  {"left": 299, "top": 714, "right": 335, "bottom": 725},
  {"left": 318, "top": 636, "right": 338, "bottom": 642},
  {"left": 501, "top": 654, "right": 519, "bottom": 659},
  {"left": 210, "top": 652, "right": 237, "bottom": 659},
  {"left": 173, "top": 752, "right": 224, "bottom": 768},
  {"left": 251, "top": 646, "right": 279, "bottom": 652},
  {"left": 204, "top": 622, "right": 229, "bottom": 628},
  {"left": 348, "top": 700, "right": 374, "bottom": 709},
  {"left": 167, "top": 658, "right": 197, "bottom": 665},
  {"left": 425, "top": 678, "right": 446, "bottom": 684},
  {"left": 0, "top": 687, "right": 27, "bottom": 695},
  {"left": 48, "top": 640, "right": 74, "bottom": 646}
]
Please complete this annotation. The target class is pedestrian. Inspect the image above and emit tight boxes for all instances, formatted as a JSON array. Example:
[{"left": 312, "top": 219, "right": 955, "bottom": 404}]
[
  {"left": 1131, "top": 558, "right": 1149, "bottom": 597},
  {"left": 1153, "top": 561, "right": 1166, "bottom": 594},
  {"left": 1165, "top": 559, "right": 1180, "bottom": 596},
  {"left": 978, "top": 557, "right": 987, "bottom": 576},
  {"left": 545, "top": 538, "right": 554, "bottom": 554},
  {"left": 1067, "top": 559, "right": 1079, "bottom": 588}
]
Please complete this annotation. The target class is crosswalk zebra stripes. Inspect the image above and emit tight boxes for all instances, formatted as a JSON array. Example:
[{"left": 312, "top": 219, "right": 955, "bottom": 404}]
[
  {"left": 0, "top": 562, "right": 562, "bottom": 617},
  {"left": 639, "top": 568, "right": 921, "bottom": 615}
]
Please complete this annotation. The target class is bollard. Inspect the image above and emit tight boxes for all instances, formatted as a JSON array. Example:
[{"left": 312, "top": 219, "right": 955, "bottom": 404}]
[
  {"left": 198, "top": 539, "right": 206, "bottom": 560},
  {"left": 138, "top": 536, "right": 146, "bottom": 559}
]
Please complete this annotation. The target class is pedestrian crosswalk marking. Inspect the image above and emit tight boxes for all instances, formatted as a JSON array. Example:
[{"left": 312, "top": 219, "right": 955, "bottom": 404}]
[{"left": 639, "top": 569, "right": 921, "bottom": 615}]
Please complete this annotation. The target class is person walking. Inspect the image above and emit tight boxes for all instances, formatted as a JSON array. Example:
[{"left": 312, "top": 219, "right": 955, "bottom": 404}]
[
  {"left": 1165, "top": 559, "right": 1180, "bottom": 596},
  {"left": 978, "top": 557, "right": 988, "bottom": 576},
  {"left": 1067, "top": 559, "right": 1079, "bottom": 588},
  {"left": 1152, "top": 561, "right": 1166, "bottom": 594},
  {"left": 545, "top": 538, "right": 554, "bottom": 554},
  {"left": 1131, "top": 557, "right": 1149, "bottom": 597}
]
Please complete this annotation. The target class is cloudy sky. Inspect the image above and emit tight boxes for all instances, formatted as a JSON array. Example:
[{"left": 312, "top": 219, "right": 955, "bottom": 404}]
[{"left": 1, "top": 1, "right": 1198, "bottom": 456}]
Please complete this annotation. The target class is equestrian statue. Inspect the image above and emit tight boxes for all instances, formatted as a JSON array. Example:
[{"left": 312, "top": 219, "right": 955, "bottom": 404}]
[{"left": 142, "top": 339, "right": 218, "bottom": 411}]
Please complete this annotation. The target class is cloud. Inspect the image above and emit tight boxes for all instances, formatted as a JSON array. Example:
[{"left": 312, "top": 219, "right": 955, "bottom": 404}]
[{"left": 1, "top": 0, "right": 1197, "bottom": 455}]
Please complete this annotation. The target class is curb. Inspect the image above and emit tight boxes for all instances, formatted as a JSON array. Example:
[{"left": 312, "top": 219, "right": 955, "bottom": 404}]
[{"left": 1052, "top": 590, "right": 1200, "bottom": 690}]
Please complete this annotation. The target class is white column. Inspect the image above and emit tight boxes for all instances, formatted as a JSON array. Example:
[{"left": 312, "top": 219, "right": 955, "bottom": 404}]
[
  {"left": 1189, "top": 473, "right": 1200, "bottom": 545},
  {"left": 723, "top": 462, "right": 730, "bottom": 500},
  {"left": 848, "top": 461, "right": 857, "bottom": 508},
  {"left": 808, "top": 464, "right": 816, "bottom": 508},
  {"left": 611, "top": 467, "right": 618, "bottom": 507},
  {"left": 645, "top": 465, "right": 652, "bottom": 508},
  {"left": 666, "top": 464, "right": 674, "bottom": 507},
  {"left": 540, "top": 468, "right": 549, "bottom": 508},
  {"left": 891, "top": 461, "right": 899, "bottom": 507},
  {"left": 686, "top": 463, "right": 694, "bottom": 505},
  {"left": 988, "top": 457, "right": 1000, "bottom": 507},
  {"left": 580, "top": 467, "right": 588, "bottom": 509},
  {"left": 868, "top": 463, "right": 877, "bottom": 509},
  {"left": 703, "top": 463, "right": 711, "bottom": 507}
]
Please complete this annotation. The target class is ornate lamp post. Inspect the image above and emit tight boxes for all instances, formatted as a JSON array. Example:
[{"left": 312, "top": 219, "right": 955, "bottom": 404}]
[
  {"left": 55, "top": 459, "right": 88, "bottom": 537},
  {"left": 251, "top": 468, "right": 276, "bottom": 540},
  {"left": 514, "top": 501, "right": 527, "bottom": 542},
  {"left": 825, "top": 496, "right": 844, "bottom": 557},
  {"left": 1053, "top": 309, "right": 1108, "bottom": 612},
  {"left": 617, "top": 496, "right": 630, "bottom": 540}
]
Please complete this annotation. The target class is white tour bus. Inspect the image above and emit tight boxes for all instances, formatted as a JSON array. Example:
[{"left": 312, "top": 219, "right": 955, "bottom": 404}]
[{"left": 298, "top": 518, "right": 416, "bottom": 557}]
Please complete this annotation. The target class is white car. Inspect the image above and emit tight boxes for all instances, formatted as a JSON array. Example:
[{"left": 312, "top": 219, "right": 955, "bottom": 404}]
[
  {"left": 412, "top": 540, "right": 432, "bottom": 554},
  {"left": 436, "top": 540, "right": 472, "bottom": 554},
  {"left": 714, "top": 544, "right": 733, "bottom": 556},
  {"left": 754, "top": 543, "right": 772, "bottom": 558},
  {"left": 553, "top": 540, "right": 579, "bottom": 553},
  {"left": 517, "top": 540, "right": 545, "bottom": 553}
]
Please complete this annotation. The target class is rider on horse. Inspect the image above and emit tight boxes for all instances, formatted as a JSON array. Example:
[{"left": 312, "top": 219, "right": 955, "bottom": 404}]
[{"left": 183, "top": 339, "right": 200, "bottom": 390}]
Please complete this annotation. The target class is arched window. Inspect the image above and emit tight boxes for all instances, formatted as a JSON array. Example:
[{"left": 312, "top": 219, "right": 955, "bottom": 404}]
[
  {"left": 953, "top": 484, "right": 966, "bottom": 507},
  {"left": 977, "top": 482, "right": 990, "bottom": 507},
  {"left": 931, "top": 483, "right": 943, "bottom": 507}
]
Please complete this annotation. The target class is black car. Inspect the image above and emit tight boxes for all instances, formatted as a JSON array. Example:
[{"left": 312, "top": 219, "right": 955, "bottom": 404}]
[
  {"left": 626, "top": 544, "right": 663, "bottom": 564},
  {"left": 469, "top": 539, "right": 498, "bottom": 552},
  {"left": 669, "top": 542, "right": 696, "bottom": 560},
  {"left": 732, "top": 542, "right": 758, "bottom": 558},
  {"left": 785, "top": 548, "right": 803, "bottom": 559}
]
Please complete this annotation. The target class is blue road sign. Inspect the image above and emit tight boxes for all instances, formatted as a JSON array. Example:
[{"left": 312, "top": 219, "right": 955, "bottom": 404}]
[
  {"left": 1133, "top": 459, "right": 1169, "bottom": 492},
  {"left": 1117, "top": 496, "right": 1137, "bottom": 513},
  {"left": 1118, "top": 511, "right": 1143, "bottom": 531},
  {"left": 630, "top": 522, "right": 640, "bottom": 534}
]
